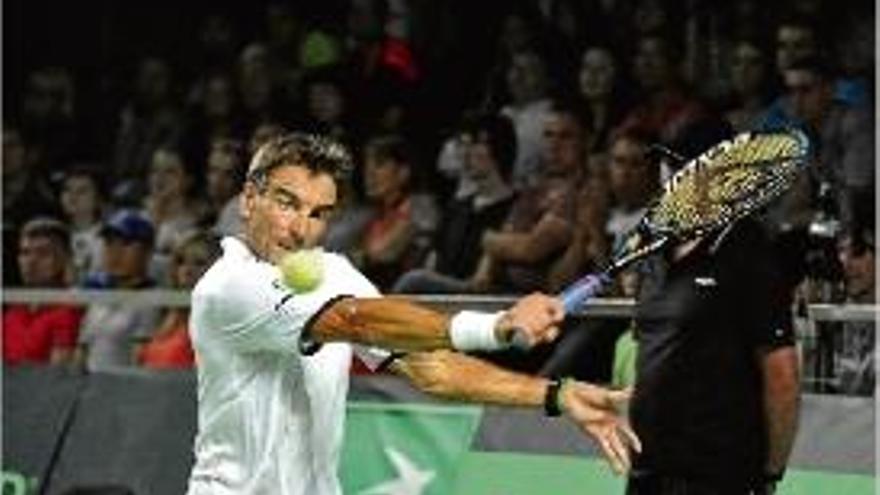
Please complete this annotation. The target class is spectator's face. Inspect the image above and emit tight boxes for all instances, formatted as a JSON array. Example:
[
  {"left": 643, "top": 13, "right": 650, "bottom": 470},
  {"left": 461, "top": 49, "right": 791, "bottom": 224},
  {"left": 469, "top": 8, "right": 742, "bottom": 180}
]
[
  {"left": 730, "top": 42, "right": 766, "bottom": 95},
  {"left": 776, "top": 25, "right": 815, "bottom": 72},
  {"left": 18, "top": 235, "right": 68, "bottom": 287},
  {"left": 609, "top": 137, "right": 655, "bottom": 208},
  {"left": 464, "top": 137, "right": 499, "bottom": 184},
  {"left": 136, "top": 59, "right": 171, "bottom": 105},
  {"left": 207, "top": 149, "right": 240, "bottom": 204},
  {"left": 541, "top": 113, "right": 584, "bottom": 174},
  {"left": 204, "top": 76, "right": 233, "bottom": 118},
  {"left": 307, "top": 83, "right": 344, "bottom": 124},
  {"left": 634, "top": 38, "right": 673, "bottom": 90},
  {"left": 364, "top": 154, "right": 408, "bottom": 202},
  {"left": 242, "top": 164, "right": 337, "bottom": 263},
  {"left": 149, "top": 150, "right": 189, "bottom": 199},
  {"left": 173, "top": 242, "right": 216, "bottom": 289},
  {"left": 102, "top": 236, "right": 150, "bottom": 282},
  {"left": 579, "top": 48, "right": 616, "bottom": 100},
  {"left": 61, "top": 176, "right": 101, "bottom": 221},
  {"left": 838, "top": 238, "right": 875, "bottom": 301},
  {"left": 506, "top": 53, "right": 547, "bottom": 103},
  {"left": 784, "top": 68, "right": 832, "bottom": 127}
]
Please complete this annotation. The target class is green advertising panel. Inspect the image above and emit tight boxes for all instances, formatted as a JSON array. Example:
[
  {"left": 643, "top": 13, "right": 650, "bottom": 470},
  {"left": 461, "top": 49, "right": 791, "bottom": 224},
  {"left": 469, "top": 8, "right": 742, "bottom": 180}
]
[
  {"left": 341, "top": 402, "right": 482, "bottom": 494},
  {"left": 342, "top": 401, "right": 875, "bottom": 495}
]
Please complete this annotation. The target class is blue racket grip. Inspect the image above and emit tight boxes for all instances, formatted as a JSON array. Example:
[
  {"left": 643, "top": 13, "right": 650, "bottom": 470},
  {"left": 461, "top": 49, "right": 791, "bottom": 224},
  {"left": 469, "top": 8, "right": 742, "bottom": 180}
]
[
  {"left": 559, "top": 273, "right": 612, "bottom": 314},
  {"left": 509, "top": 273, "right": 611, "bottom": 351}
]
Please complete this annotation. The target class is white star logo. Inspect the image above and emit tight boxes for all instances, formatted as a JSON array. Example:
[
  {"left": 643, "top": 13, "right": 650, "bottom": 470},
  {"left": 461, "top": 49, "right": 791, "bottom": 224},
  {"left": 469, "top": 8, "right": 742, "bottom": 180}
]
[{"left": 359, "top": 446, "right": 436, "bottom": 495}]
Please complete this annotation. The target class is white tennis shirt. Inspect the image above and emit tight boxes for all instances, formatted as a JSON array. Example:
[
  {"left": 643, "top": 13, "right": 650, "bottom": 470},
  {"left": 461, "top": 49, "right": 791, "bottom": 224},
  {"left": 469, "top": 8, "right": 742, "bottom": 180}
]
[{"left": 186, "top": 237, "right": 387, "bottom": 495}]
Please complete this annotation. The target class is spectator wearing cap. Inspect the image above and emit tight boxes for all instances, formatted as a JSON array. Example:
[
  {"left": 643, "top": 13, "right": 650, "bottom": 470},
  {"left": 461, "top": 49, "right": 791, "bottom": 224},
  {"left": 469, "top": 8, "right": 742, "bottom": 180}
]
[
  {"left": 3, "top": 218, "right": 82, "bottom": 366},
  {"left": 76, "top": 209, "right": 161, "bottom": 372}
]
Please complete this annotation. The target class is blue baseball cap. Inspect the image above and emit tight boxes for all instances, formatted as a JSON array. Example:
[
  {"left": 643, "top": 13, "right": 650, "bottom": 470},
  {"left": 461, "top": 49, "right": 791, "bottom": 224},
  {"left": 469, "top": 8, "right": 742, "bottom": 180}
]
[{"left": 100, "top": 209, "right": 155, "bottom": 245}]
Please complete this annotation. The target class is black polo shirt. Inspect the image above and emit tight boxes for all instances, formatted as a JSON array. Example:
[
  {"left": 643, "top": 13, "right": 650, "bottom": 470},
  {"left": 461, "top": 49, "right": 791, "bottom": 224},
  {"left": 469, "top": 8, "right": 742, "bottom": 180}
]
[{"left": 631, "top": 218, "right": 793, "bottom": 484}]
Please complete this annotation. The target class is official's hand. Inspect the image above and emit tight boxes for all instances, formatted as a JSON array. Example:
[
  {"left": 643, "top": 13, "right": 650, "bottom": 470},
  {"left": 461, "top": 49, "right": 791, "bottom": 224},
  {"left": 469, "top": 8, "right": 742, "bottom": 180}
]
[
  {"left": 496, "top": 293, "right": 564, "bottom": 348},
  {"left": 561, "top": 382, "right": 641, "bottom": 475}
]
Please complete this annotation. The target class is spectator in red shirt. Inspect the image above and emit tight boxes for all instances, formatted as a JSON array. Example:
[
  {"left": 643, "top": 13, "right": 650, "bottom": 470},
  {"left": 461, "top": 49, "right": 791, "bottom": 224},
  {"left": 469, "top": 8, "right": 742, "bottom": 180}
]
[
  {"left": 137, "top": 230, "right": 221, "bottom": 369},
  {"left": 3, "top": 217, "right": 82, "bottom": 366}
]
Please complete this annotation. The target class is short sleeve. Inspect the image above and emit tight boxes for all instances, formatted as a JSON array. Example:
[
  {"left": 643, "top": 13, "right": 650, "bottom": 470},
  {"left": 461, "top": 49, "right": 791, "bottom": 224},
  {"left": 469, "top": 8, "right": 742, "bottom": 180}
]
[
  {"left": 732, "top": 222, "right": 795, "bottom": 349},
  {"left": 195, "top": 260, "right": 328, "bottom": 355}
]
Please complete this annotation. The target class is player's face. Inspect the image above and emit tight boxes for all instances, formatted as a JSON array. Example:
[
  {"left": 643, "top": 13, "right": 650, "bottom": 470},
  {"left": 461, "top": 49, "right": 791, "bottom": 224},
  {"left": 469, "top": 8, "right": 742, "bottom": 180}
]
[{"left": 242, "top": 164, "right": 337, "bottom": 264}]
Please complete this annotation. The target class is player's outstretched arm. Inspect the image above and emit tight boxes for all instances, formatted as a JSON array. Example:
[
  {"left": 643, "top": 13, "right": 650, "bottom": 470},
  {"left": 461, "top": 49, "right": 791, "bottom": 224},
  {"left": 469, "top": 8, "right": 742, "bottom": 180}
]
[
  {"left": 391, "top": 350, "right": 641, "bottom": 474},
  {"left": 310, "top": 293, "right": 563, "bottom": 353}
]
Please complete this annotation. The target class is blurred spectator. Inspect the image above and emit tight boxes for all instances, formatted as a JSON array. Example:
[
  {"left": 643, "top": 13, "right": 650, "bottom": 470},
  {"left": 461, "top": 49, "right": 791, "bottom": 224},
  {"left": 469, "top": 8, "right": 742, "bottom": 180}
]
[
  {"left": 722, "top": 35, "right": 779, "bottom": 132},
  {"left": 238, "top": 42, "right": 282, "bottom": 134},
  {"left": 783, "top": 57, "right": 874, "bottom": 229},
  {"left": 476, "top": 102, "right": 582, "bottom": 293},
  {"left": 19, "top": 66, "right": 79, "bottom": 169},
  {"left": 205, "top": 138, "right": 247, "bottom": 235},
  {"left": 577, "top": 45, "right": 633, "bottom": 155},
  {"left": 358, "top": 135, "right": 438, "bottom": 290},
  {"left": 775, "top": 14, "right": 819, "bottom": 74},
  {"left": 113, "top": 56, "right": 184, "bottom": 199},
  {"left": 182, "top": 72, "right": 245, "bottom": 167},
  {"left": 3, "top": 125, "right": 62, "bottom": 286},
  {"left": 78, "top": 210, "right": 161, "bottom": 372},
  {"left": 3, "top": 218, "right": 81, "bottom": 366},
  {"left": 618, "top": 31, "right": 705, "bottom": 145},
  {"left": 138, "top": 230, "right": 220, "bottom": 369},
  {"left": 143, "top": 146, "right": 210, "bottom": 283},
  {"left": 300, "top": 65, "right": 357, "bottom": 146},
  {"left": 500, "top": 48, "right": 554, "bottom": 190},
  {"left": 835, "top": 225, "right": 875, "bottom": 395},
  {"left": 605, "top": 128, "right": 660, "bottom": 246},
  {"left": 345, "top": 0, "right": 420, "bottom": 134},
  {"left": 213, "top": 123, "right": 287, "bottom": 238},
  {"left": 547, "top": 160, "right": 613, "bottom": 291},
  {"left": 393, "top": 113, "right": 516, "bottom": 293},
  {"left": 59, "top": 166, "right": 108, "bottom": 283}
]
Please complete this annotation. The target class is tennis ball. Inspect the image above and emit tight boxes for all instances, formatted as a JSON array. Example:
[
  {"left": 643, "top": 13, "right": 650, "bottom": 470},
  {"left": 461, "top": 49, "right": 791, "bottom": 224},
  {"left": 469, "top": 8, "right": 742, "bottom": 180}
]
[{"left": 279, "top": 248, "right": 324, "bottom": 293}]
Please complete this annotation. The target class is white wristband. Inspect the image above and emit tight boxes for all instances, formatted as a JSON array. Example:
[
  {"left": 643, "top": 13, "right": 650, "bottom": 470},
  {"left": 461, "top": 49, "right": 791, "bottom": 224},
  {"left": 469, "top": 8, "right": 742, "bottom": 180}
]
[{"left": 449, "top": 311, "right": 506, "bottom": 351}]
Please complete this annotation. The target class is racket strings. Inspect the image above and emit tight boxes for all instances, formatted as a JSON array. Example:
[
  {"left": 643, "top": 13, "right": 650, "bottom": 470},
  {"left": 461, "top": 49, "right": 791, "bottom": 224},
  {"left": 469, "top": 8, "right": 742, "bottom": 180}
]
[{"left": 650, "top": 133, "right": 806, "bottom": 235}]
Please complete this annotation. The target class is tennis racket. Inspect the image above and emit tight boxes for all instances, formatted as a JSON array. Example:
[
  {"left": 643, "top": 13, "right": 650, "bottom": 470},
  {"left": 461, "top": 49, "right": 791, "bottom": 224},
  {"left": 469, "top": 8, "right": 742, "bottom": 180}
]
[{"left": 511, "top": 129, "right": 810, "bottom": 349}]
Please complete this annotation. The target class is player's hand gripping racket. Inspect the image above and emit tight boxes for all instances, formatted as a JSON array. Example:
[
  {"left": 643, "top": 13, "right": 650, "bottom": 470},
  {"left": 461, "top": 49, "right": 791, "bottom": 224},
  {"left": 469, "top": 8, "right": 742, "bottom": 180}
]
[{"left": 510, "top": 129, "right": 810, "bottom": 349}]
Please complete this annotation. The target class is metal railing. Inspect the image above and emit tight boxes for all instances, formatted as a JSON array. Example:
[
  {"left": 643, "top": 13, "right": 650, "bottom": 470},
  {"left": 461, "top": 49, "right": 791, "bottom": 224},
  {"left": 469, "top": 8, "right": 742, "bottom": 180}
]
[{"left": 3, "top": 288, "right": 876, "bottom": 394}]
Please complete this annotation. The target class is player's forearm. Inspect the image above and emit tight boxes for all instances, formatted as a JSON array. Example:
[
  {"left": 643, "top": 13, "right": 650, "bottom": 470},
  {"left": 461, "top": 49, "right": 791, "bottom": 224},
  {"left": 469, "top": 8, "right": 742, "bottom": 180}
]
[
  {"left": 761, "top": 346, "right": 800, "bottom": 474},
  {"left": 312, "top": 297, "right": 452, "bottom": 351},
  {"left": 394, "top": 350, "right": 547, "bottom": 407}
]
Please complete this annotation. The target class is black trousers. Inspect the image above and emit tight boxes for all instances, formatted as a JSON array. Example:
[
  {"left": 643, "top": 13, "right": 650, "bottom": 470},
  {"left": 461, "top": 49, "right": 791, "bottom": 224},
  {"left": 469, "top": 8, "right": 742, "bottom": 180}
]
[{"left": 626, "top": 474, "right": 767, "bottom": 495}]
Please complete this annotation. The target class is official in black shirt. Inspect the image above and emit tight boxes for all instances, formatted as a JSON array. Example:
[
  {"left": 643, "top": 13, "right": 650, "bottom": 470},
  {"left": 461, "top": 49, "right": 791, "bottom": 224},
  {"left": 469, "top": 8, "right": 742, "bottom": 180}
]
[{"left": 628, "top": 218, "right": 800, "bottom": 495}]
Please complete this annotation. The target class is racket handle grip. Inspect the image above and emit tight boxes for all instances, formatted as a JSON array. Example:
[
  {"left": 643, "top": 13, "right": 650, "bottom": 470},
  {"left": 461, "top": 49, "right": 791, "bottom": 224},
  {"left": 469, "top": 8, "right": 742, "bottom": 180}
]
[
  {"left": 560, "top": 273, "right": 611, "bottom": 314},
  {"left": 507, "top": 273, "right": 611, "bottom": 351}
]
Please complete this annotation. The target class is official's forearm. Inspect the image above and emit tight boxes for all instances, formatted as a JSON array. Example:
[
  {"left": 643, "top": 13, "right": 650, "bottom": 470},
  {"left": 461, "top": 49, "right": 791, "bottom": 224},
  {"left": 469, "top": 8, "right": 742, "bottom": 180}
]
[
  {"left": 394, "top": 351, "right": 547, "bottom": 407},
  {"left": 312, "top": 297, "right": 451, "bottom": 351},
  {"left": 761, "top": 346, "right": 800, "bottom": 473}
]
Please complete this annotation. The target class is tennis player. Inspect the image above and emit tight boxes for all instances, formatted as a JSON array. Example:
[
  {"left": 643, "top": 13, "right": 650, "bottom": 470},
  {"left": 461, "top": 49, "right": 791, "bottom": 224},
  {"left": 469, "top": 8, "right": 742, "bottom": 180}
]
[{"left": 186, "top": 133, "right": 640, "bottom": 494}]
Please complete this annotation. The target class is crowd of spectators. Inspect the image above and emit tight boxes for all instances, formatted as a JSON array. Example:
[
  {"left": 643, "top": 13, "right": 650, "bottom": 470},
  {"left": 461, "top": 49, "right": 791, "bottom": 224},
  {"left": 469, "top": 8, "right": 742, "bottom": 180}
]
[{"left": 3, "top": 0, "right": 874, "bottom": 393}]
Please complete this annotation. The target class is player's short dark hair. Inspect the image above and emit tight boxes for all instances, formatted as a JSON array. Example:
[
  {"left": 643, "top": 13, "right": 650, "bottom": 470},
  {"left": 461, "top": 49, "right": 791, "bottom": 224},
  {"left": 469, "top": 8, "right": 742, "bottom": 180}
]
[{"left": 247, "top": 132, "right": 353, "bottom": 191}]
